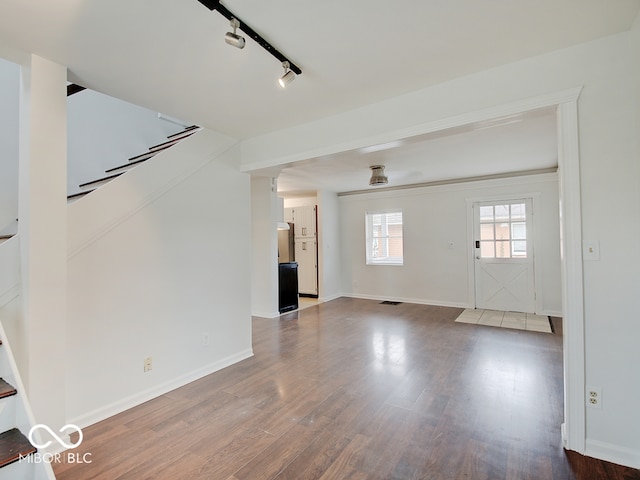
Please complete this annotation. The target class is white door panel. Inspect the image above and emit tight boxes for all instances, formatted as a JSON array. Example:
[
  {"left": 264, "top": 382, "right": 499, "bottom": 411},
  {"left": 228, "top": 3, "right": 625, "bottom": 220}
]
[{"left": 474, "top": 199, "right": 535, "bottom": 313}]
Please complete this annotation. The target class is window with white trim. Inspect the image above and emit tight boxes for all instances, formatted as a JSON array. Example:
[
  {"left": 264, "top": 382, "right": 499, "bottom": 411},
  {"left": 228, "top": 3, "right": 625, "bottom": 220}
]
[{"left": 365, "top": 210, "right": 403, "bottom": 265}]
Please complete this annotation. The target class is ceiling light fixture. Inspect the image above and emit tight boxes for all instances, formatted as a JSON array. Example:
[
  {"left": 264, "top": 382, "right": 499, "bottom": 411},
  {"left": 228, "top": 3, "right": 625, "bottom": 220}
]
[
  {"left": 197, "top": 0, "right": 302, "bottom": 83},
  {"left": 224, "top": 18, "right": 245, "bottom": 49},
  {"left": 278, "top": 61, "right": 296, "bottom": 88},
  {"left": 369, "top": 165, "right": 388, "bottom": 186}
]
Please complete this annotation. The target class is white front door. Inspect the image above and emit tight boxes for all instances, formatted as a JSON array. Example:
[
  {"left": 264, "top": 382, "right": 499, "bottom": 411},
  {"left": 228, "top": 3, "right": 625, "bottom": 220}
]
[{"left": 473, "top": 199, "right": 535, "bottom": 313}]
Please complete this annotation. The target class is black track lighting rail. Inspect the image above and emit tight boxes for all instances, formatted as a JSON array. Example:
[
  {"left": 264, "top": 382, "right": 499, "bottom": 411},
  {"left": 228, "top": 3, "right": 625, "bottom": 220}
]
[{"left": 196, "top": 0, "right": 302, "bottom": 75}]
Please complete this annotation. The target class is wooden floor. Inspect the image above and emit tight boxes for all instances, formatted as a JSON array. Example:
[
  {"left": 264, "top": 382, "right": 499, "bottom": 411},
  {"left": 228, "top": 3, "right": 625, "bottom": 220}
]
[{"left": 53, "top": 298, "right": 640, "bottom": 480}]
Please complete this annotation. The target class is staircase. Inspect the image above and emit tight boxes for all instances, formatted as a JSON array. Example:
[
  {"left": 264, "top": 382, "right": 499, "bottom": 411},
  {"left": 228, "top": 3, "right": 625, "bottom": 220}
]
[
  {"left": 0, "top": 235, "right": 54, "bottom": 479},
  {"left": 0, "top": 324, "right": 55, "bottom": 479},
  {"left": 67, "top": 124, "right": 201, "bottom": 203}
]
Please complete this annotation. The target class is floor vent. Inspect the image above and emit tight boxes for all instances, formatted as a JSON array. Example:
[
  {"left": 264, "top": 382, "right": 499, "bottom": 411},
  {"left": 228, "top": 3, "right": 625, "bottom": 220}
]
[{"left": 380, "top": 301, "right": 402, "bottom": 305}]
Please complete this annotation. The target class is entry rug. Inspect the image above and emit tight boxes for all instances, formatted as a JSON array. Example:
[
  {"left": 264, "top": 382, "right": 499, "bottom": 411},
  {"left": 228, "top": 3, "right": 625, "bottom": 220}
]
[{"left": 455, "top": 309, "right": 553, "bottom": 333}]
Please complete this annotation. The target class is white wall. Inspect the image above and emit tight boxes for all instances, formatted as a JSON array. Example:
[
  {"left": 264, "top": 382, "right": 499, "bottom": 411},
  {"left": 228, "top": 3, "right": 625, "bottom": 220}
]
[
  {"left": 339, "top": 174, "right": 561, "bottom": 314},
  {"left": 316, "top": 190, "right": 342, "bottom": 303},
  {"left": 67, "top": 90, "right": 180, "bottom": 196},
  {"left": 66, "top": 130, "right": 253, "bottom": 426},
  {"left": 283, "top": 195, "right": 317, "bottom": 208},
  {"left": 0, "top": 58, "right": 19, "bottom": 231},
  {"left": 251, "top": 176, "right": 279, "bottom": 318},
  {"left": 18, "top": 55, "right": 68, "bottom": 432},
  {"left": 241, "top": 32, "right": 640, "bottom": 467}
]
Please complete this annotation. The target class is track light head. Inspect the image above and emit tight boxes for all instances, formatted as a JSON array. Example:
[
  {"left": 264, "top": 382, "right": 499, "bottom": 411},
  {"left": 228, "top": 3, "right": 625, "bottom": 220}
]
[
  {"left": 225, "top": 18, "right": 245, "bottom": 49},
  {"left": 278, "top": 61, "right": 296, "bottom": 88}
]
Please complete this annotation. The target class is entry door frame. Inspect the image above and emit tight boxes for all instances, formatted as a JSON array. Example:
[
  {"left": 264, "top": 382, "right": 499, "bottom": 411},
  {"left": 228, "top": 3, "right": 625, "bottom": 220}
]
[{"left": 469, "top": 193, "right": 541, "bottom": 314}]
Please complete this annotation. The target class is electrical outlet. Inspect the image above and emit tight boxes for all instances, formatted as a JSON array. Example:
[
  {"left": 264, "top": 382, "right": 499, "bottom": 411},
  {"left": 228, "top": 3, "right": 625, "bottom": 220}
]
[
  {"left": 586, "top": 386, "right": 602, "bottom": 409},
  {"left": 202, "top": 332, "right": 210, "bottom": 347},
  {"left": 143, "top": 357, "right": 152, "bottom": 373}
]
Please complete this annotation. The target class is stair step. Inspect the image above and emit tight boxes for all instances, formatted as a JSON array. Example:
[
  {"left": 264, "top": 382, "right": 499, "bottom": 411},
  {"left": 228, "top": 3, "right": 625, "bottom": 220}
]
[
  {"left": 0, "top": 379, "right": 16, "bottom": 399},
  {"left": 0, "top": 428, "right": 36, "bottom": 468},
  {"left": 148, "top": 137, "right": 183, "bottom": 152},
  {"left": 78, "top": 172, "right": 124, "bottom": 190},
  {"left": 128, "top": 149, "right": 162, "bottom": 163},
  {"left": 68, "top": 125, "right": 200, "bottom": 202},
  {"left": 167, "top": 125, "right": 199, "bottom": 139},
  {"left": 67, "top": 189, "right": 95, "bottom": 202},
  {"left": 149, "top": 128, "right": 199, "bottom": 152}
]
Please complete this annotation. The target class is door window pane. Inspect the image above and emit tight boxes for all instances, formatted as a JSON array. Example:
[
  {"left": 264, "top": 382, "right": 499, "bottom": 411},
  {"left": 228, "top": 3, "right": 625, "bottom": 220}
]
[
  {"left": 512, "top": 222, "right": 526, "bottom": 239},
  {"left": 511, "top": 203, "right": 526, "bottom": 220},
  {"left": 480, "top": 224, "right": 494, "bottom": 240},
  {"left": 479, "top": 206, "right": 494, "bottom": 222},
  {"left": 480, "top": 241, "right": 495, "bottom": 258},
  {"left": 512, "top": 240, "right": 527, "bottom": 257},
  {"left": 495, "top": 224, "right": 510, "bottom": 240},
  {"left": 495, "top": 205, "right": 509, "bottom": 221},
  {"left": 477, "top": 201, "right": 528, "bottom": 259},
  {"left": 495, "top": 241, "right": 511, "bottom": 258}
]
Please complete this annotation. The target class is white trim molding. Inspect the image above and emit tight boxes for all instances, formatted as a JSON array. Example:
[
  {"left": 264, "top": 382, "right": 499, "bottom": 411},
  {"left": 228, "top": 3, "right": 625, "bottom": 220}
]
[
  {"left": 586, "top": 440, "right": 640, "bottom": 470},
  {"left": 557, "top": 95, "right": 586, "bottom": 454}
]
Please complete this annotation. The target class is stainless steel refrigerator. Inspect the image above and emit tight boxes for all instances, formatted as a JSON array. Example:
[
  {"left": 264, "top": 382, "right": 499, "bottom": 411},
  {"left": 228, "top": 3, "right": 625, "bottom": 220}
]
[{"left": 278, "top": 222, "right": 295, "bottom": 263}]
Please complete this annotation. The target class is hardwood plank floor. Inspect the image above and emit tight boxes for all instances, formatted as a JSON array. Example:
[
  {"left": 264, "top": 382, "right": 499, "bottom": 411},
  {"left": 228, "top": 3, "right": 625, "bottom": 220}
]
[{"left": 53, "top": 298, "right": 640, "bottom": 479}]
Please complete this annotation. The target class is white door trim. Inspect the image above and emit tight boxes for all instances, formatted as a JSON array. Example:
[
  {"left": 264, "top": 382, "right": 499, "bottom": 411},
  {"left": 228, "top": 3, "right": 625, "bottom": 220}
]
[{"left": 557, "top": 97, "right": 585, "bottom": 453}]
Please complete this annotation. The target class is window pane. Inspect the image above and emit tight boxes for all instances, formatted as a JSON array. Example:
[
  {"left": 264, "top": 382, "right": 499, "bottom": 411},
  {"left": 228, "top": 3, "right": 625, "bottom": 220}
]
[
  {"left": 388, "top": 237, "right": 403, "bottom": 258},
  {"left": 480, "top": 241, "right": 495, "bottom": 258},
  {"left": 511, "top": 203, "right": 526, "bottom": 221},
  {"left": 495, "top": 241, "right": 510, "bottom": 258},
  {"left": 480, "top": 224, "right": 494, "bottom": 240},
  {"left": 495, "top": 204, "right": 509, "bottom": 221},
  {"left": 495, "top": 223, "right": 510, "bottom": 240},
  {"left": 512, "top": 222, "right": 526, "bottom": 239},
  {"left": 366, "top": 210, "right": 403, "bottom": 265},
  {"left": 512, "top": 240, "right": 527, "bottom": 257},
  {"left": 479, "top": 206, "right": 494, "bottom": 222}
]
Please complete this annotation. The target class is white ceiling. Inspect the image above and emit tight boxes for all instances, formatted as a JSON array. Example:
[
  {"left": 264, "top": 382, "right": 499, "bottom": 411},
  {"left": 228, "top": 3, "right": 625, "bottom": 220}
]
[
  {"left": 276, "top": 107, "right": 559, "bottom": 194},
  {"left": 0, "top": 0, "right": 638, "bottom": 193}
]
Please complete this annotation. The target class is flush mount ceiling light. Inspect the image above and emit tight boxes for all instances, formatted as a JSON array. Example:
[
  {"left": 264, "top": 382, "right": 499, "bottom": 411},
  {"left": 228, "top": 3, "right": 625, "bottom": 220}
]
[
  {"left": 369, "top": 165, "right": 388, "bottom": 186},
  {"left": 197, "top": 0, "right": 302, "bottom": 85},
  {"left": 224, "top": 18, "right": 245, "bottom": 49},
  {"left": 278, "top": 61, "right": 296, "bottom": 88}
]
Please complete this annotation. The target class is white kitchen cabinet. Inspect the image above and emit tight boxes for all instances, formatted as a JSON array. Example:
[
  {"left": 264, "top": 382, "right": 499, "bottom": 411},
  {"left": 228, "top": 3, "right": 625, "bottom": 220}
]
[
  {"left": 287, "top": 205, "right": 316, "bottom": 238},
  {"left": 295, "top": 239, "right": 318, "bottom": 295},
  {"left": 285, "top": 205, "right": 318, "bottom": 296},
  {"left": 283, "top": 207, "right": 294, "bottom": 224}
]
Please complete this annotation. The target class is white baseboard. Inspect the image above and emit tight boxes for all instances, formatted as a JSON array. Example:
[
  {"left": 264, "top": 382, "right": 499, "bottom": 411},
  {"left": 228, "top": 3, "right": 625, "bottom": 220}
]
[
  {"left": 68, "top": 348, "right": 254, "bottom": 430},
  {"left": 343, "top": 293, "right": 470, "bottom": 309},
  {"left": 318, "top": 293, "right": 341, "bottom": 304},
  {"left": 585, "top": 439, "right": 640, "bottom": 470},
  {"left": 251, "top": 310, "right": 280, "bottom": 319}
]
